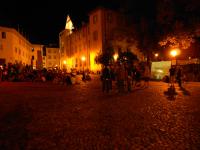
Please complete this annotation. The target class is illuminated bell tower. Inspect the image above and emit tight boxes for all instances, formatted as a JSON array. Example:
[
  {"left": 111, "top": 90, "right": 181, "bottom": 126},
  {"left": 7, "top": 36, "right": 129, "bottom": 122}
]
[{"left": 65, "top": 15, "right": 74, "bottom": 35}]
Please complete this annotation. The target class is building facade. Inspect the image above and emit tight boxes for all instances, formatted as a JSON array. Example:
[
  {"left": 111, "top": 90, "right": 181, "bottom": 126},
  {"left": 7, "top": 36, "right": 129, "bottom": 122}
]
[
  {"left": 0, "top": 26, "right": 33, "bottom": 66},
  {"left": 0, "top": 26, "right": 59, "bottom": 70},
  {"left": 45, "top": 47, "right": 60, "bottom": 69},
  {"left": 32, "top": 44, "right": 44, "bottom": 69},
  {"left": 59, "top": 8, "right": 144, "bottom": 72}
]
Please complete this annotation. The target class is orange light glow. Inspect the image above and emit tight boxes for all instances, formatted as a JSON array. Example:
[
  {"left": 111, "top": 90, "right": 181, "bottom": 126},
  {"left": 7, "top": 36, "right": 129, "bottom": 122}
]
[
  {"left": 155, "top": 53, "right": 159, "bottom": 57},
  {"left": 81, "top": 56, "right": 86, "bottom": 62},
  {"left": 170, "top": 48, "right": 180, "bottom": 57},
  {"left": 113, "top": 53, "right": 118, "bottom": 61},
  {"left": 90, "top": 52, "right": 101, "bottom": 71}
]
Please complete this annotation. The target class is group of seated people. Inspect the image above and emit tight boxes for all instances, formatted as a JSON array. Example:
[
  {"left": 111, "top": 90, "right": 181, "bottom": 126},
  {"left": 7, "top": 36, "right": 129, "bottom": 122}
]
[{"left": 0, "top": 63, "right": 91, "bottom": 85}]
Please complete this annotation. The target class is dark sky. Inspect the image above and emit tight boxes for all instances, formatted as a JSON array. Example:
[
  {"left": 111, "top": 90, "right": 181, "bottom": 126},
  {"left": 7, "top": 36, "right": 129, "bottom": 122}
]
[
  {"left": 1, "top": 0, "right": 199, "bottom": 46},
  {"left": 0, "top": 0, "right": 124, "bottom": 45}
]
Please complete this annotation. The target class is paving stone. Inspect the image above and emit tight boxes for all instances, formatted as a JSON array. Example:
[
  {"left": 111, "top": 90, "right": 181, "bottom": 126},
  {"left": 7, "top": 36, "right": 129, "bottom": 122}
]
[{"left": 0, "top": 77, "right": 200, "bottom": 149}]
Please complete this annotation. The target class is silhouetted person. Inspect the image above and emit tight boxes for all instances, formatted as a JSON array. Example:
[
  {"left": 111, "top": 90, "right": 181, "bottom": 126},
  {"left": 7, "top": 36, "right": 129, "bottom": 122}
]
[
  {"left": 176, "top": 68, "right": 182, "bottom": 87},
  {"left": 169, "top": 66, "right": 176, "bottom": 86},
  {"left": 102, "top": 66, "right": 111, "bottom": 93}
]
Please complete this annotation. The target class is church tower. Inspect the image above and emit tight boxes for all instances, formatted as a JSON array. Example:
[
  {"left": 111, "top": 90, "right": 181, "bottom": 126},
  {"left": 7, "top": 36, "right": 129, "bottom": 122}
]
[{"left": 65, "top": 15, "right": 74, "bottom": 35}]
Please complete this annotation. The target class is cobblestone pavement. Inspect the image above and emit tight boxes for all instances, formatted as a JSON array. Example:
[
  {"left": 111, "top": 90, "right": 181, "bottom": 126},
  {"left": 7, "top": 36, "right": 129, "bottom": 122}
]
[{"left": 0, "top": 76, "right": 200, "bottom": 150}]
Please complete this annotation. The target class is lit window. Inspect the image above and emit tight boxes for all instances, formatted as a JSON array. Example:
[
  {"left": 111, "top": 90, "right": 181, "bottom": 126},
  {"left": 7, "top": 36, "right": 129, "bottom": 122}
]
[{"left": 2, "top": 32, "right": 6, "bottom": 39}]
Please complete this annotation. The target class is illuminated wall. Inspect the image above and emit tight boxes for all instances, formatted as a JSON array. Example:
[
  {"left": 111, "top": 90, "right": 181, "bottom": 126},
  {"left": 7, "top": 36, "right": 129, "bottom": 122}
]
[
  {"left": 0, "top": 26, "right": 32, "bottom": 65},
  {"left": 46, "top": 47, "right": 60, "bottom": 69},
  {"left": 59, "top": 8, "right": 140, "bottom": 72},
  {"left": 32, "top": 44, "right": 43, "bottom": 69},
  {"left": 90, "top": 52, "right": 101, "bottom": 71}
]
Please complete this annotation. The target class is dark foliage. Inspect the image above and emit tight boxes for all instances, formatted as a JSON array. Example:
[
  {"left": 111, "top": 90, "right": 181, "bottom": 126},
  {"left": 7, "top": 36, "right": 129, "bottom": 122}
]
[{"left": 95, "top": 47, "right": 115, "bottom": 66}]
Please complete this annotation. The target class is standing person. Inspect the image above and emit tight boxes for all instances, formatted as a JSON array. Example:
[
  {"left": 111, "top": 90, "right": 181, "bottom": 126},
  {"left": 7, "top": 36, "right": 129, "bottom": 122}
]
[
  {"left": 169, "top": 66, "right": 176, "bottom": 87},
  {"left": 82, "top": 71, "right": 86, "bottom": 81},
  {"left": 109, "top": 66, "right": 115, "bottom": 90},
  {"left": 116, "top": 63, "right": 126, "bottom": 93},
  {"left": 125, "top": 63, "right": 132, "bottom": 92},
  {"left": 143, "top": 64, "right": 151, "bottom": 87},
  {"left": 101, "top": 66, "right": 111, "bottom": 93},
  {"left": 176, "top": 67, "right": 182, "bottom": 87},
  {"left": 134, "top": 66, "right": 141, "bottom": 87}
]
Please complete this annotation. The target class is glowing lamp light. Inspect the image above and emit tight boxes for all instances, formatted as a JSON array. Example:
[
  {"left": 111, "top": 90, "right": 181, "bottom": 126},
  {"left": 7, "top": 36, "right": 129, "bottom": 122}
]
[
  {"left": 170, "top": 48, "right": 180, "bottom": 57},
  {"left": 81, "top": 56, "right": 86, "bottom": 62},
  {"left": 63, "top": 60, "right": 67, "bottom": 64},
  {"left": 155, "top": 53, "right": 159, "bottom": 57},
  {"left": 113, "top": 53, "right": 118, "bottom": 61},
  {"left": 170, "top": 50, "right": 177, "bottom": 57}
]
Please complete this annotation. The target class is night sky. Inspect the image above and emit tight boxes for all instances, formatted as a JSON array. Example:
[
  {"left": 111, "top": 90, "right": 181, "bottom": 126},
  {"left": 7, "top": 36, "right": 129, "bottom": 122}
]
[
  {"left": 1, "top": 0, "right": 199, "bottom": 46},
  {"left": 0, "top": 0, "right": 123, "bottom": 45}
]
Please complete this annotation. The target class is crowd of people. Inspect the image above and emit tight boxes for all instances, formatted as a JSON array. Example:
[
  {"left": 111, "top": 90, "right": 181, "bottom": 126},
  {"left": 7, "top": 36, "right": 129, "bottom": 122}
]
[
  {"left": 0, "top": 62, "right": 151, "bottom": 93},
  {"left": 101, "top": 62, "right": 151, "bottom": 93},
  {"left": 1, "top": 61, "right": 196, "bottom": 93},
  {"left": 0, "top": 63, "right": 87, "bottom": 85}
]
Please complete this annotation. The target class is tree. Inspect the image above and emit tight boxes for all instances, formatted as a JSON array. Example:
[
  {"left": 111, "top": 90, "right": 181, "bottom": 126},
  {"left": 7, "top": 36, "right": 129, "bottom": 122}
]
[
  {"left": 118, "top": 50, "right": 138, "bottom": 65},
  {"left": 95, "top": 46, "right": 115, "bottom": 66}
]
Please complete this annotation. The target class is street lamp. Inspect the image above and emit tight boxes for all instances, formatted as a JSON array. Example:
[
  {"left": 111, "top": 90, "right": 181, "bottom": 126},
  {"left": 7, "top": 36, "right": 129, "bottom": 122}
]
[
  {"left": 169, "top": 48, "right": 180, "bottom": 88},
  {"left": 113, "top": 53, "right": 118, "bottom": 62},
  {"left": 155, "top": 53, "right": 159, "bottom": 57},
  {"left": 170, "top": 50, "right": 177, "bottom": 57},
  {"left": 63, "top": 60, "right": 67, "bottom": 70},
  {"left": 81, "top": 56, "right": 86, "bottom": 62},
  {"left": 63, "top": 60, "right": 67, "bottom": 65},
  {"left": 154, "top": 53, "right": 159, "bottom": 61},
  {"left": 170, "top": 48, "right": 180, "bottom": 66}
]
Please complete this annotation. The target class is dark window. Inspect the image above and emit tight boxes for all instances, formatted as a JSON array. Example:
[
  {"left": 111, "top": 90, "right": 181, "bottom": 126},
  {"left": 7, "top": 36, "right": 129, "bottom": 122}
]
[
  {"left": 42, "top": 46, "right": 46, "bottom": 56},
  {"left": 32, "top": 48, "right": 34, "bottom": 52},
  {"left": 93, "top": 31, "right": 98, "bottom": 41},
  {"left": 93, "top": 15, "right": 97, "bottom": 24},
  {"left": 32, "top": 56, "right": 34, "bottom": 60},
  {"left": 0, "top": 42, "right": 3, "bottom": 50},
  {"left": 2, "top": 32, "right": 6, "bottom": 39},
  {"left": 0, "top": 58, "right": 6, "bottom": 65},
  {"left": 107, "top": 13, "right": 113, "bottom": 23}
]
